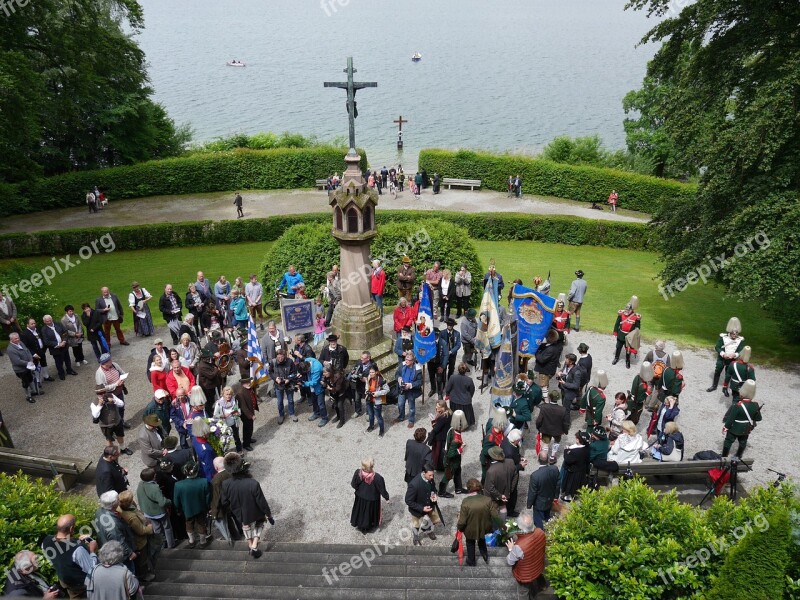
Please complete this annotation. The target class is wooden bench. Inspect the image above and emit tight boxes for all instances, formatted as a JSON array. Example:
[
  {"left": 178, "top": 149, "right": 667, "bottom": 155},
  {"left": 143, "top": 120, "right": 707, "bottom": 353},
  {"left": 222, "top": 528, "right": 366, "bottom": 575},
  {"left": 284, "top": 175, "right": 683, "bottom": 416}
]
[
  {"left": 442, "top": 177, "right": 481, "bottom": 191},
  {"left": 315, "top": 179, "right": 329, "bottom": 190},
  {"left": 0, "top": 447, "right": 93, "bottom": 492},
  {"left": 592, "top": 457, "right": 754, "bottom": 488}
]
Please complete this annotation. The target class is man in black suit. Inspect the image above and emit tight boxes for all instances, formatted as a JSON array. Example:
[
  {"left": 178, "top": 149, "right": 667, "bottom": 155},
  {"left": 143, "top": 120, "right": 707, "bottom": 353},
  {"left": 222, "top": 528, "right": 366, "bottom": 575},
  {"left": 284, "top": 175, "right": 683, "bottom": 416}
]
[
  {"left": 95, "top": 445, "right": 129, "bottom": 497},
  {"left": 41, "top": 314, "right": 77, "bottom": 380},
  {"left": 404, "top": 428, "right": 432, "bottom": 483},
  {"left": 404, "top": 463, "right": 441, "bottom": 545},
  {"left": 556, "top": 353, "right": 585, "bottom": 411},
  {"left": 526, "top": 451, "right": 561, "bottom": 530},
  {"left": 158, "top": 284, "right": 183, "bottom": 345},
  {"left": 162, "top": 436, "right": 193, "bottom": 480},
  {"left": 95, "top": 287, "right": 128, "bottom": 347},
  {"left": 20, "top": 318, "right": 53, "bottom": 381}
]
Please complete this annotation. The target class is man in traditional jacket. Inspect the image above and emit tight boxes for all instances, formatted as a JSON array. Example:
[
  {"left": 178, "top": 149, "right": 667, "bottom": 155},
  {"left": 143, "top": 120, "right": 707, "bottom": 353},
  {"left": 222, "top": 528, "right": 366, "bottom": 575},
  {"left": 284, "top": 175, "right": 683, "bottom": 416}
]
[
  {"left": 628, "top": 361, "right": 653, "bottom": 425},
  {"left": 659, "top": 351, "right": 685, "bottom": 402},
  {"left": 724, "top": 345, "right": 755, "bottom": 403},
  {"left": 722, "top": 379, "right": 762, "bottom": 458},
  {"left": 708, "top": 317, "right": 746, "bottom": 393},
  {"left": 580, "top": 370, "right": 608, "bottom": 432},
  {"left": 612, "top": 296, "right": 641, "bottom": 368}
]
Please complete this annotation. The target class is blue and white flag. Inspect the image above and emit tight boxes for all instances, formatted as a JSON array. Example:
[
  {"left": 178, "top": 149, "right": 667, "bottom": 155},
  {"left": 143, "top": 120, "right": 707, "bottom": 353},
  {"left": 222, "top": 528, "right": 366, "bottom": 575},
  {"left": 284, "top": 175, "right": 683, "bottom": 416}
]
[
  {"left": 247, "top": 316, "right": 269, "bottom": 386},
  {"left": 490, "top": 324, "right": 514, "bottom": 408},
  {"left": 413, "top": 283, "right": 436, "bottom": 364},
  {"left": 512, "top": 284, "right": 556, "bottom": 357},
  {"left": 474, "top": 276, "right": 502, "bottom": 358}
]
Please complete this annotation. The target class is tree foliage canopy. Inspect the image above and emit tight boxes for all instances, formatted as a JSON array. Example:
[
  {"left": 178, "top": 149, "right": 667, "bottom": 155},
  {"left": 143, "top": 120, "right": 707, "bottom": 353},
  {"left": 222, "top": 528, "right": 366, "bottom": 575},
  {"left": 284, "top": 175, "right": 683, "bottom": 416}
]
[
  {"left": 626, "top": 0, "right": 800, "bottom": 339},
  {"left": 0, "top": 0, "right": 189, "bottom": 183}
]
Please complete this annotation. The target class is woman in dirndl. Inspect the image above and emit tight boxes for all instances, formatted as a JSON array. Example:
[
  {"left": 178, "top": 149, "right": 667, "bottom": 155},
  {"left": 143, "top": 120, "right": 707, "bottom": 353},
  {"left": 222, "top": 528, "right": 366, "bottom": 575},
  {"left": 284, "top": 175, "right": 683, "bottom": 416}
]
[
  {"left": 350, "top": 457, "right": 389, "bottom": 534},
  {"left": 129, "top": 281, "right": 155, "bottom": 337}
]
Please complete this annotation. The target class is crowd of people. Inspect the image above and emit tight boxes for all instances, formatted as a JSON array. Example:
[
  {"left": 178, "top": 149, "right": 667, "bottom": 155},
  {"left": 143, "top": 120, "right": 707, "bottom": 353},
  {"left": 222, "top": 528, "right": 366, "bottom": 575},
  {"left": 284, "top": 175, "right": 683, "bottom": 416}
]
[
  {"left": 326, "top": 164, "right": 443, "bottom": 199},
  {"left": 2, "top": 251, "right": 763, "bottom": 599}
]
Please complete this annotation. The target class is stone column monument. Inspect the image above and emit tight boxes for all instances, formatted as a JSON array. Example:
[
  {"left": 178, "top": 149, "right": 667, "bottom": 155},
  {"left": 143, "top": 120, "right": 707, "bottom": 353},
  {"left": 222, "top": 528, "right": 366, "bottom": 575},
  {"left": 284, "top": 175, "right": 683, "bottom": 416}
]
[{"left": 324, "top": 58, "right": 393, "bottom": 369}]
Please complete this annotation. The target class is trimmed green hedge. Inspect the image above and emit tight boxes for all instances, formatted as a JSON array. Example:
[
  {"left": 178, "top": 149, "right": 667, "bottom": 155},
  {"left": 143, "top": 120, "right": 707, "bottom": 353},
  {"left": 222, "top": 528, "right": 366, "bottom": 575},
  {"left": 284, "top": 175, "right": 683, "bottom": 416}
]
[
  {"left": 418, "top": 148, "right": 696, "bottom": 213},
  {"left": 1, "top": 147, "right": 367, "bottom": 217},
  {"left": 0, "top": 211, "right": 652, "bottom": 259}
]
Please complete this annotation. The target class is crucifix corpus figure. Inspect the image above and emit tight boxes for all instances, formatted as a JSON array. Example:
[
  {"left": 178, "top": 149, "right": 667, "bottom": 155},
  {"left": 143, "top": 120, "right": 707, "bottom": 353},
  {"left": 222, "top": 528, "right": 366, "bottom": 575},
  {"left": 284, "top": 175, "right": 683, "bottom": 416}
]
[{"left": 324, "top": 57, "right": 378, "bottom": 150}]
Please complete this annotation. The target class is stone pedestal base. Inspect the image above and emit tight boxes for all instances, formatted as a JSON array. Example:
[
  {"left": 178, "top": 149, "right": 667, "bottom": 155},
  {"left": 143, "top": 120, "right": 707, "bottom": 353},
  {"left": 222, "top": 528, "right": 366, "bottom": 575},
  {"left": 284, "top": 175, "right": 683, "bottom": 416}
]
[{"left": 332, "top": 302, "right": 385, "bottom": 356}]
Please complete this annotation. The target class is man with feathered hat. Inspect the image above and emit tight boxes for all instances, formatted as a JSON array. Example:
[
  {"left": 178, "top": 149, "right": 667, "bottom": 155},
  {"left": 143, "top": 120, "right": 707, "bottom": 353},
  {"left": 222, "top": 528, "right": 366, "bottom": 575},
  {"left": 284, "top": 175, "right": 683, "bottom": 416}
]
[
  {"left": 707, "top": 317, "right": 746, "bottom": 393},
  {"left": 580, "top": 370, "right": 608, "bottom": 431},
  {"left": 721, "top": 379, "right": 762, "bottom": 458},
  {"left": 612, "top": 296, "right": 641, "bottom": 368},
  {"left": 724, "top": 345, "right": 756, "bottom": 403}
]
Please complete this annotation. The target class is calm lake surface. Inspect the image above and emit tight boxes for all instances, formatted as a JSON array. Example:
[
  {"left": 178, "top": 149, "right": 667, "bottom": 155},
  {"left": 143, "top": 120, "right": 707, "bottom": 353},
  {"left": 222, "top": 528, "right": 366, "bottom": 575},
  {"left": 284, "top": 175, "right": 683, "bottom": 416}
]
[{"left": 137, "top": 0, "right": 661, "bottom": 167}]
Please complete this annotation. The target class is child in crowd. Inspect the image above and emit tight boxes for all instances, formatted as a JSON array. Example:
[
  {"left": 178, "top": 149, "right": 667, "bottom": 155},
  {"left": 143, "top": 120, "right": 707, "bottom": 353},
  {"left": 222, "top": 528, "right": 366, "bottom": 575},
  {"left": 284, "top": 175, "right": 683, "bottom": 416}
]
[{"left": 314, "top": 311, "right": 326, "bottom": 346}]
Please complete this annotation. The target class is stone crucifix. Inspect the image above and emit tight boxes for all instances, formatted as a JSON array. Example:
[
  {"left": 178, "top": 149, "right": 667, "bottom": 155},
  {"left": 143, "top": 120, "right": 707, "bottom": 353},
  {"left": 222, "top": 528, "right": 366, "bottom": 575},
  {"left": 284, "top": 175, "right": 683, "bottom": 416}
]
[{"left": 324, "top": 57, "right": 377, "bottom": 151}]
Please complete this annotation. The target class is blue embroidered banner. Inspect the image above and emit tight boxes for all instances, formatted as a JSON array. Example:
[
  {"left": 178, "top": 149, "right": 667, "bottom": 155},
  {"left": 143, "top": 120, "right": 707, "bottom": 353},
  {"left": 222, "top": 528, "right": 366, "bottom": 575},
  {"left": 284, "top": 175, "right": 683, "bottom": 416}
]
[
  {"left": 474, "top": 276, "right": 502, "bottom": 358},
  {"left": 512, "top": 284, "right": 556, "bottom": 357},
  {"left": 413, "top": 283, "right": 436, "bottom": 364}
]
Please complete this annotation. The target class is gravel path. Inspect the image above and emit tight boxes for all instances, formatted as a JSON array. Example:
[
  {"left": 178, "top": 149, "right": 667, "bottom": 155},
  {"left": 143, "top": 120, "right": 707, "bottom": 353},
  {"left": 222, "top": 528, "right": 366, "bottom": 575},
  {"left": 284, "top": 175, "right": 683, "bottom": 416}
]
[
  {"left": 2, "top": 317, "right": 796, "bottom": 546},
  {"left": 0, "top": 188, "right": 647, "bottom": 234}
]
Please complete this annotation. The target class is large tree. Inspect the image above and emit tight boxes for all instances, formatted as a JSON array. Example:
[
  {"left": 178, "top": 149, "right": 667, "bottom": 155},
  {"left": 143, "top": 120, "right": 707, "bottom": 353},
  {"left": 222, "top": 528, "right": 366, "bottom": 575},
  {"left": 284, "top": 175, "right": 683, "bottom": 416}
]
[
  {"left": 626, "top": 0, "right": 800, "bottom": 339},
  {"left": 0, "top": 0, "right": 189, "bottom": 183}
]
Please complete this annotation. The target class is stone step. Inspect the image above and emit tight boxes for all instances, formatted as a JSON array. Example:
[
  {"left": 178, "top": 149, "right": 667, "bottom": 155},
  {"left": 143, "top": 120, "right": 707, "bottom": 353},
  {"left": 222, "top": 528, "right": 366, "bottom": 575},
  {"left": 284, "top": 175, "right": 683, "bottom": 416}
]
[
  {"left": 143, "top": 587, "right": 529, "bottom": 600},
  {"left": 158, "top": 558, "right": 512, "bottom": 579}
]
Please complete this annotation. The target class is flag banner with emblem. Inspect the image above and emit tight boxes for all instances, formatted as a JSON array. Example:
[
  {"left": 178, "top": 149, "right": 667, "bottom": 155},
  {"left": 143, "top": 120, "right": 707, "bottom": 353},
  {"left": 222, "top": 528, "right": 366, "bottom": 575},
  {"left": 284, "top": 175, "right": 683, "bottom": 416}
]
[
  {"left": 247, "top": 316, "right": 269, "bottom": 385},
  {"left": 512, "top": 283, "right": 556, "bottom": 357},
  {"left": 280, "top": 297, "right": 315, "bottom": 337},
  {"left": 474, "top": 276, "right": 502, "bottom": 358},
  {"left": 413, "top": 283, "right": 436, "bottom": 364},
  {"left": 491, "top": 324, "right": 514, "bottom": 408}
]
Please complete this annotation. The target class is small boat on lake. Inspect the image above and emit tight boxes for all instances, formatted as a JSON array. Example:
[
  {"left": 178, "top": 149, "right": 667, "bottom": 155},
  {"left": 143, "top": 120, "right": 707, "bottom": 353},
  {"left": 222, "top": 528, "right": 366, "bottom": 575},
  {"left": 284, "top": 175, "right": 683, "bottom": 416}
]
[
  {"left": 227, "top": 60, "right": 246, "bottom": 67},
  {"left": 411, "top": 52, "right": 422, "bottom": 62}
]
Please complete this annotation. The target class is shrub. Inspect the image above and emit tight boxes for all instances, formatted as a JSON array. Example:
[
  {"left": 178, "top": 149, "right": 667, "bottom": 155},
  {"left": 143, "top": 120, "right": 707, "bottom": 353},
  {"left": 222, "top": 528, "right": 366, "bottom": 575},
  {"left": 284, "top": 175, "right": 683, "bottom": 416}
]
[
  {"left": 706, "top": 509, "right": 791, "bottom": 600},
  {"left": 1, "top": 147, "right": 368, "bottom": 217},
  {"left": 0, "top": 211, "right": 651, "bottom": 259},
  {"left": 0, "top": 472, "right": 96, "bottom": 583},
  {"left": 418, "top": 148, "right": 696, "bottom": 213},
  {"left": 546, "top": 478, "right": 717, "bottom": 600},
  {"left": 0, "top": 264, "right": 62, "bottom": 335},
  {"left": 546, "top": 479, "right": 800, "bottom": 600},
  {"left": 259, "top": 220, "right": 483, "bottom": 307}
]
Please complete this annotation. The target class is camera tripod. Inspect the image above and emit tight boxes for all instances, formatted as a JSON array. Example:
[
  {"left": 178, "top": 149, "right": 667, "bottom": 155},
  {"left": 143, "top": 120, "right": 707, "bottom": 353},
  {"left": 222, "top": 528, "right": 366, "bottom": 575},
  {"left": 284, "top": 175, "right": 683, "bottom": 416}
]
[{"left": 698, "top": 456, "right": 752, "bottom": 506}]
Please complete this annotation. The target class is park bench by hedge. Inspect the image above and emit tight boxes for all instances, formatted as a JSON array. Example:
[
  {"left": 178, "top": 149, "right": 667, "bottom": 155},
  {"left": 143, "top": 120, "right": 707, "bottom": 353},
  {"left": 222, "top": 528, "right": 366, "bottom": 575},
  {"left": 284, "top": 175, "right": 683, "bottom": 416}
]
[
  {"left": 442, "top": 177, "right": 482, "bottom": 191},
  {"left": 0, "top": 447, "right": 93, "bottom": 491},
  {"left": 591, "top": 457, "right": 754, "bottom": 489}
]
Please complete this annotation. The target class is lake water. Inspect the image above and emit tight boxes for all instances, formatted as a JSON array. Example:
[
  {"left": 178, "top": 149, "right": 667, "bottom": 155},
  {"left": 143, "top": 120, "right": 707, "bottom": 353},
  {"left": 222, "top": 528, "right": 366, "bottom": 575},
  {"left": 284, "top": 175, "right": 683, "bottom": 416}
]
[{"left": 137, "top": 0, "right": 661, "bottom": 168}]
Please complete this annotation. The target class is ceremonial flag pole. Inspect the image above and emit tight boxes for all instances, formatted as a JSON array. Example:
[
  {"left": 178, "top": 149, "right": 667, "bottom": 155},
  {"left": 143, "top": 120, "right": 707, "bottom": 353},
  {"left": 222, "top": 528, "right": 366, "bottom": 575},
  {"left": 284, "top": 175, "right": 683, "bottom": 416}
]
[{"left": 413, "top": 283, "right": 437, "bottom": 402}]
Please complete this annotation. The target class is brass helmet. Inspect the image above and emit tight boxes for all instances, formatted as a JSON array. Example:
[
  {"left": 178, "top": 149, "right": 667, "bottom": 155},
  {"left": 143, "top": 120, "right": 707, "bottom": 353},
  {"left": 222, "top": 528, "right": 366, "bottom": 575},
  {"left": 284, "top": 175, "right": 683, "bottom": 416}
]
[
  {"left": 726, "top": 317, "right": 742, "bottom": 335},
  {"left": 739, "top": 346, "right": 752, "bottom": 363},
  {"left": 739, "top": 379, "right": 756, "bottom": 400},
  {"left": 671, "top": 350, "right": 685, "bottom": 370},
  {"left": 556, "top": 292, "right": 567, "bottom": 309},
  {"left": 627, "top": 295, "right": 640, "bottom": 312},
  {"left": 639, "top": 361, "right": 654, "bottom": 382},
  {"left": 593, "top": 369, "right": 608, "bottom": 389},
  {"left": 451, "top": 410, "right": 468, "bottom": 431}
]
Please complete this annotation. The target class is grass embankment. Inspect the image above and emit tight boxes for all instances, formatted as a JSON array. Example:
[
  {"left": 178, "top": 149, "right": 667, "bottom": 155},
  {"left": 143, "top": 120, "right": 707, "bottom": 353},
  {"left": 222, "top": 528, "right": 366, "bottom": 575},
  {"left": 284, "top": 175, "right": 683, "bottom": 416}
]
[{"left": 1, "top": 240, "right": 793, "bottom": 365}]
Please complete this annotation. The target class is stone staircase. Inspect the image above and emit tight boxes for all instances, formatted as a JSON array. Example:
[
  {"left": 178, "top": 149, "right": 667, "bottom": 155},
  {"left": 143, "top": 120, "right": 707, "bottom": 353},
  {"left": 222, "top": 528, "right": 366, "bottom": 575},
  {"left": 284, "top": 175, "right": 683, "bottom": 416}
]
[{"left": 143, "top": 541, "right": 556, "bottom": 600}]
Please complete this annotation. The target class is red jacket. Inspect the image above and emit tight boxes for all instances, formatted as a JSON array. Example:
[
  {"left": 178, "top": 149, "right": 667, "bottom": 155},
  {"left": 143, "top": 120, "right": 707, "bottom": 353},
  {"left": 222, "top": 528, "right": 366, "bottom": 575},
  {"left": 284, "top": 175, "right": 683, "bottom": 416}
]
[
  {"left": 393, "top": 305, "right": 414, "bottom": 333},
  {"left": 150, "top": 369, "right": 167, "bottom": 393},
  {"left": 512, "top": 529, "right": 546, "bottom": 584},
  {"left": 370, "top": 268, "right": 386, "bottom": 295},
  {"left": 166, "top": 367, "right": 196, "bottom": 399}
]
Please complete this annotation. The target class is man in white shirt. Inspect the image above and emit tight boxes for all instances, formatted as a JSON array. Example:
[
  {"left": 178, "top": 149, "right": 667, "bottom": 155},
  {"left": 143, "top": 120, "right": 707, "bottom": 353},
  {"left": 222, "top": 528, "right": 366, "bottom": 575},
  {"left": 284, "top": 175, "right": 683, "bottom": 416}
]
[
  {"left": 245, "top": 274, "right": 264, "bottom": 330},
  {"left": 95, "top": 287, "right": 129, "bottom": 347}
]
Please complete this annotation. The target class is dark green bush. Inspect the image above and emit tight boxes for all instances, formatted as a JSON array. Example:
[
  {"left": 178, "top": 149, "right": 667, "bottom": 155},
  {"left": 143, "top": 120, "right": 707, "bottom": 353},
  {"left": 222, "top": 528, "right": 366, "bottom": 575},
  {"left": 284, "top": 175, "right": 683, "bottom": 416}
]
[
  {"left": 0, "top": 473, "right": 96, "bottom": 583},
  {"left": 1, "top": 147, "right": 367, "bottom": 217},
  {"left": 418, "top": 148, "right": 696, "bottom": 213},
  {"left": 259, "top": 220, "right": 483, "bottom": 306},
  {"left": 706, "top": 509, "right": 791, "bottom": 600},
  {"left": 0, "top": 264, "right": 62, "bottom": 333},
  {"left": 0, "top": 211, "right": 651, "bottom": 259}
]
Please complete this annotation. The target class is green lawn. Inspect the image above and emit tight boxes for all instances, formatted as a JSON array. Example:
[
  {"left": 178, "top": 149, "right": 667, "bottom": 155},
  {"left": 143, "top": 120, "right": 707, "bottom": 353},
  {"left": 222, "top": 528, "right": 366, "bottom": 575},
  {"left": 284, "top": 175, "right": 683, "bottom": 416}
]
[
  {"left": 474, "top": 240, "right": 794, "bottom": 365},
  {"left": 0, "top": 241, "right": 269, "bottom": 328},
  {"left": 1, "top": 239, "right": 794, "bottom": 365}
]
